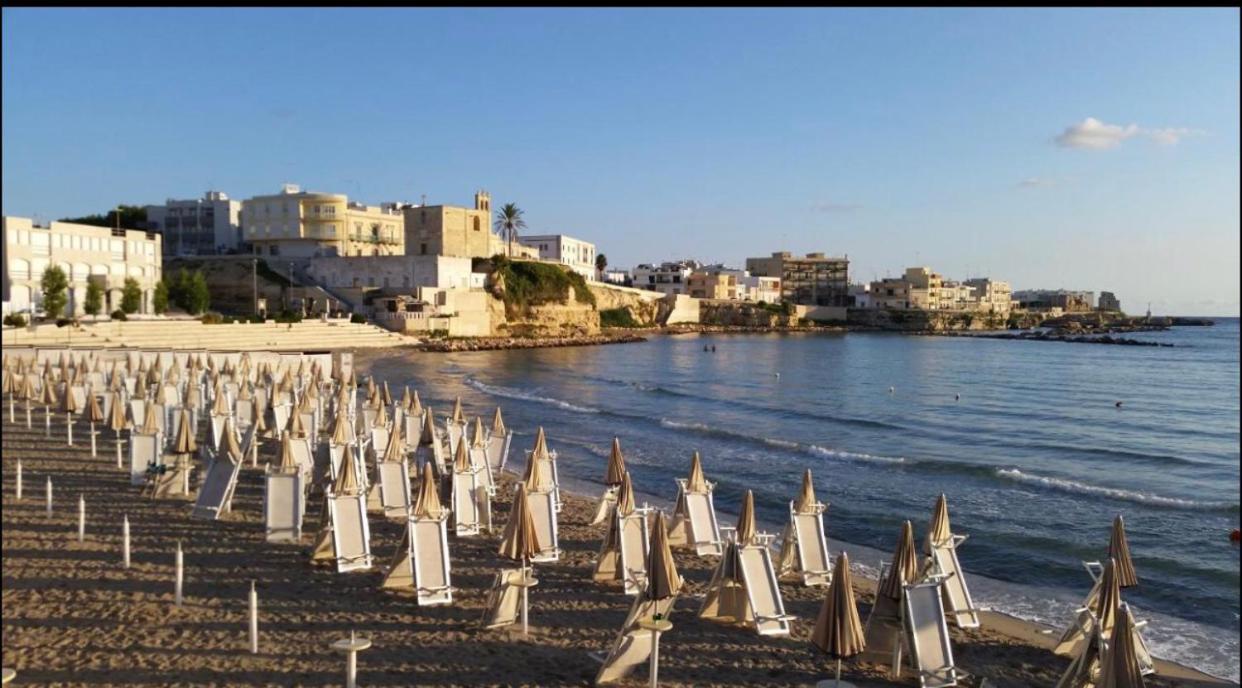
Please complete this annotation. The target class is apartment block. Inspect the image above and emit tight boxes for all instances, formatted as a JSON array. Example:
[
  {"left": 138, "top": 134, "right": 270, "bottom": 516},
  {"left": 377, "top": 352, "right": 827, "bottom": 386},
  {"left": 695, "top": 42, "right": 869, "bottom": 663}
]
[
  {"left": 145, "top": 191, "right": 242, "bottom": 256},
  {"left": 632, "top": 260, "right": 700, "bottom": 297},
  {"left": 519, "top": 234, "right": 598, "bottom": 281},
  {"left": 242, "top": 184, "right": 405, "bottom": 258},
  {"left": 745, "top": 252, "right": 849, "bottom": 306}
]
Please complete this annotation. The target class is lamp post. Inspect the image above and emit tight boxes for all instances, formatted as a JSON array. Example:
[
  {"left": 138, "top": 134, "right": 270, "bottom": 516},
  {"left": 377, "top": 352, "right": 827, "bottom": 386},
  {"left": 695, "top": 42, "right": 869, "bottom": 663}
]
[{"left": 252, "top": 258, "right": 258, "bottom": 316}]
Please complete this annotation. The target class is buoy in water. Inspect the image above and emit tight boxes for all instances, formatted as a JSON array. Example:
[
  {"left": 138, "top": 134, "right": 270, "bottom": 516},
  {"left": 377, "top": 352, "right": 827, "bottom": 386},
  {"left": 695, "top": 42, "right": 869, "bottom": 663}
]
[
  {"left": 889, "top": 386, "right": 895, "bottom": 394},
  {"left": 1230, "top": 529, "right": 1240, "bottom": 543}
]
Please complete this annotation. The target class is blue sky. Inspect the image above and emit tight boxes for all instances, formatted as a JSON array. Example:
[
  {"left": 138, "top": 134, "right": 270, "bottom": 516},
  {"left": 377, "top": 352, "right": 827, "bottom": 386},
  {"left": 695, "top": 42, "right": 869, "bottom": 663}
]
[{"left": 3, "top": 8, "right": 1238, "bottom": 315}]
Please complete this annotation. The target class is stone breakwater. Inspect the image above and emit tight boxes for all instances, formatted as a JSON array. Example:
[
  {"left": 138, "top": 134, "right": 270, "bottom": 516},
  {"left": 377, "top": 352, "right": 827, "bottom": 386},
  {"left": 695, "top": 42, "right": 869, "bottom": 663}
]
[
  {"left": 417, "top": 332, "right": 647, "bottom": 352},
  {"left": 659, "top": 324, "right": 847, "bottom": 335},
  {"left": 947, "top": 331, "right": 1174, "bottom": 347}
]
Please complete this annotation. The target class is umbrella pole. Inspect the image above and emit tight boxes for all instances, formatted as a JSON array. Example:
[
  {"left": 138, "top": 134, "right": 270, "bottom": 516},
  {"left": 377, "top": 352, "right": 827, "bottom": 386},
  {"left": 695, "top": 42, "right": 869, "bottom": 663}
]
[
  {"left": 836, "top": 658, "right": 842, "bottom": 687},
  {"left": 116, "top": 432, "right": 123, "bottom": 469},
  {"left": 90, "top": 422, "right": 97, "bottom": 458},
  {"left": 26, "top": 401, "right": 31, "bottom": 429},
  {"left": 67, "top": 413, "right": 73, "bottom": 445},
  {"left": 45, "top": 406, "right": 50, "bottom": 437},
  {"left": 521, "top": 558, "right": 529, "bottom": 638}
]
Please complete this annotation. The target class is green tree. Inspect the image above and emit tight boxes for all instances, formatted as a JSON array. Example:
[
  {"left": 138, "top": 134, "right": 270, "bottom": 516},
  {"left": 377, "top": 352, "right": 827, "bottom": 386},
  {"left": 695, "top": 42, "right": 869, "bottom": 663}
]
[
  {"left": 121, "top": 277, "right": 143, "bottom": 314},
  {"left": 153, "top": 280, "right": 169, "bottom": 315},
  {"left": 185, "top": 270, "right": 210, "bottom": 315},
  {"left": 168, "top": 267, "right": 191, "bottom": 310},
  {"left": 493, "top": 203, "right": 527, "bottom": 258},
  {"left": 84, "top": 280, "right": 104, "bottom": 316},
  {"left": 59, "top": 205, "right": 148, "bottom": 230},
  {"left": 595, "top": 253, "right": 608, "bottom": 279},
  {"left": 40, "top": 265, "right": 69, "bottom": 319}
]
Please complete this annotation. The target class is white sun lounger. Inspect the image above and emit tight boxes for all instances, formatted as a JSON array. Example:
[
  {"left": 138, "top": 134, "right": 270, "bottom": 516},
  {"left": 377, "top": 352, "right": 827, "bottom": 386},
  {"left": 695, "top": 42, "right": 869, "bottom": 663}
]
[
  {"left": 403, "top": 412, "right": 421, "bottom": 452},
  {"left": 452, "top": 468, "right": 485, "bottom": 537},
  {"left": 903, "top": 579, "right": 961, "bottom": 688},
  {"left": 592, "top": 595, "right": 679, "bottom": 685},
  {"left": 192, "top": 453, "right": 241, "bottom": 520},
  {"left": 382, "top": 514, "right": 454, "bottom": 606},
  {"left": 674, "top": 479, "right": 723, "bottom": 556},
  {"left": 378, "top": 461, "right": 412, "bottom": 520},
  {"left": 927, "top": 534, "right": 981, "bottom": 628},
  {"left": 527, "top": 488, "right": 560, "bottom": 563},
  {"left": 370, "top": 426, "right": 390, "bottom": 457},
  {"left": 445, "top": 420, "right": 466, "bottom": 456},
  {"left": 263, "top": 471, "right": 304, "bottom": 543},
  {"left": 591, "top": 486, "right": 620, "bottom": 526},
  {"left": 471, "top": 445, "right": 495, "bottom": 495},
  {"left": 486, "top": 430, "right": 513, "bottom": 473},
  {"left": 128, "top": 399, "right": 146, "bottom": 428},
  {"left": 271, "top": 404, "right": 291, "bottom": 437},
  {"left": 618, "top": 510, "right": 652, "bottom": 595},
  {"left": 481, "top": 568, "right": 525, "bottom": 629},
  {"left": 299, "top": 410, "right": 318, "bottom": 445},
  {"left": 234, "top": 398, "right": 256, "bottom": 433},
  {"left": 738, "top": 540, "right": 794, "bottom": 636},
  {"left": 329, "top": 493, "right": 373, "bottom": 573},
  {"left": 210, "top": 414, "right": 230, "bottom": 451},
  {"left": 783, "top": 500, "right": 832, "bottom": 587},
  {"left": 129, "top": 433, "right": 161, "bottom": 485},
  {"left": 1054, "top": 563, "right": 1104, "bottom": 657}
]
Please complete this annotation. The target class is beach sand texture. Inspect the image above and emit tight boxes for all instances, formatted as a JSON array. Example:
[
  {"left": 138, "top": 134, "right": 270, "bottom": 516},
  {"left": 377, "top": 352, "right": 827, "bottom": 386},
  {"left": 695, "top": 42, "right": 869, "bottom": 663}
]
[{"left": 1, "top": 412, "right": 1228, "bottom": 687}]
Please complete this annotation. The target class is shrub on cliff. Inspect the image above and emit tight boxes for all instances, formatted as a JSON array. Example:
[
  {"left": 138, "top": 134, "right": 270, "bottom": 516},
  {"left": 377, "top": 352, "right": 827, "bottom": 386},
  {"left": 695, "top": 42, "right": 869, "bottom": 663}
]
[
  {"left": 600, "top": 307, "right": 640, "bottom": 328},
  {"left": 493, "top": 260, "right": 596, "bottom": 317}
]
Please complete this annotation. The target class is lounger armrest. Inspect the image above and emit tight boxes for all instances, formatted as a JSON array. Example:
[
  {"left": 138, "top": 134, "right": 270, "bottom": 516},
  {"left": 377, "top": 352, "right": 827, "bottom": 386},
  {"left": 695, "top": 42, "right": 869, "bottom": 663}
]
[
  {"left": 952, "top": 533, "right": 969, "bottom": 546},
  {"left": 756, "top": 613, "right": 797, "bottom": 622},
  {"left": 1133, "top": 619, "right": 1148, "bottom": 629}
]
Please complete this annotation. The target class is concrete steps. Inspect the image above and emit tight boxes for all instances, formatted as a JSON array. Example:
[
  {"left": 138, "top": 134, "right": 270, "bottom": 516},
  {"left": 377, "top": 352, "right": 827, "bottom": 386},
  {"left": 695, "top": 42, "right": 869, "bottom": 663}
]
[{"left": 2, "top": 319, "right": 412, "bottom": 351}]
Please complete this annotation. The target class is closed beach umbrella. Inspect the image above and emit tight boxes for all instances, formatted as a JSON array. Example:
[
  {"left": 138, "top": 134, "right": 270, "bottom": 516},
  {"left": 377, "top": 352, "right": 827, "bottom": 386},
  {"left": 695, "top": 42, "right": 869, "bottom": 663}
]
[
  {"left": 381, "top": 380, "right": 392, "bottom": 408},
  {"left": 222, "top": 417, "right": 243, "bottom": 463},
  {"left": 286, "top": 407, "right": 307, "bottom": 438},
  {"left": 374, "top": 397, "right": 390, "bottom": 429},
  {"left": 926, "top": 494, "right": 952, "bottom": 552},
  {"left": 531, "top": 427, "right": 549, "bottom": 461},
  {"left": 1098, "top": 605, "right": 1146, "bottom": 688},
  {"left": 61, "top": 382, "right": 79, "bottom": 414},
  {"left": 604, "top": 437, "right": 627, "bottom": 486},
  {"left": 331, "top": 409, "right": 352, "bottom": 446},
  {"left": 794, "top": 469, "right": 818, "bottom": 514},
  {"left": 471, "top": 417, "right": 487, "bottom": 448},
  {"left": 411, "top": 462, "right": 444, "bottom": 519},
  {"left": 451, "top": 396, "right": 465, "bottom": 424},
  {"left": 686, "top": 451, "right": 708, "bottom": 493},
  {"left": 645, "top": 511, "right": 683, "bottom": 601},
  {"left": 140, "top": 401, "right": 160, "bottom": 434},
  {"left": 812, "top": 552, "right": 866, "bottom": 686},
  {"left": 877, "top": 521, "right": 919, "bottom": 600},
  {"left": 409, "top": 390, "right": 423, "bottom": 418},
  {"left": 735, "top": 490, "right": 758, "bottom": 546},
  {"left": 399, "top": 386, "right": 410, "bottom": 410},
  {"left": 173, "top": 408, "right": 196, "bottom": 455},
  {"left": 41, "top": 375, "right": 59, "bottom": 408},
  {"left": 384, "top": 422, "right": 405, "bottom": 463},
  {"left": 333, "top": 444, "right": 361, "bottom": 496},
  {"left": 498, "top": 483, "right": 541, "bottom": 561},
  {"left": 185, "top": 377, "right": 202, "bottom": 410},
  {"left": 616, "top": 470, "right": 637, "bottom": 517},
  {"left": 133, "top": 374, "right": 148, "bottom": 400},
  {"left": 22, "top": 374, "right": 37, "bottom": 405},
  {"left": 453, "top": 436, "right": 471, "bottom": 473},
  {"left": 523, "top": 441, "right": 554, "bottom": 492},
  {"left": 420, "top": 407, "right": 437, "bottom": 445},
  {"left": 492, "top": 406, "right": 506, "bottom": 436},
  {"left": 277, "top": 433, "right": 299, "bottom": 472},
  {"left": 1109, "top": 515, "right": 1139, "bottom": 588},
  {"left": 108, "top": 391, "right": 127, "bottom": 432},
  {"left": 85, "top": 390, "right": 105, "bottom": 424},
  {"left": 1094, "top": 558, "right": 1121, "bottom": 637},
  {"left": 211, "top": 382, "right": 231, "bottom": 416}
]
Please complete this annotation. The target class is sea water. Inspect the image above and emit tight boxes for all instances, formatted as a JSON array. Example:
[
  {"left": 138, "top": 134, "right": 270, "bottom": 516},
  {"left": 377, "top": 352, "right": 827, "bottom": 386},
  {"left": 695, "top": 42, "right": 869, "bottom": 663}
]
[{"left": 367, "top": 319, "right": 1240, "bottom": 681}]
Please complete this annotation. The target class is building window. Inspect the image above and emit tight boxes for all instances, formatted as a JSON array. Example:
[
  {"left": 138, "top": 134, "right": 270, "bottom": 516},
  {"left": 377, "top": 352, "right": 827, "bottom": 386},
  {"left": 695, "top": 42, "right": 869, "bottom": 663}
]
[
  {"left": 420, "top": 243, "right": 427, "bottom": 255},
  {"left": 473, "top": 217, "right": 480, "bottom": 232}
]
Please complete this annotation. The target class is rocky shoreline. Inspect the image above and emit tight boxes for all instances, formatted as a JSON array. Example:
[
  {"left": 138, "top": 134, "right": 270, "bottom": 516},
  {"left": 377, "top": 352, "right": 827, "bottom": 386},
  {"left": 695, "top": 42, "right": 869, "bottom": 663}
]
[
  {"left": 945, "top": 330, "right": 1175, "bottom": 347},
  {"left": 416, "top": 332, "right": 647, "bottom": 352}
]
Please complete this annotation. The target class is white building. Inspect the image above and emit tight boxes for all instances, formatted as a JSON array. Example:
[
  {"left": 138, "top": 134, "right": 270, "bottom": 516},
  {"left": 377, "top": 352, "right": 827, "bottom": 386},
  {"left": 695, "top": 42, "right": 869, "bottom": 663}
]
[
  {"left": 721, "top": 269, "right": 781, "bottom": 303},
  {"left": 602, "top": 269, "right": 631, "bottom": 286},
  {"left": 3, "top": 216, "right": 163, "bottom": 317},
  {"left": 965, "top": 278, "right": 1013, "bottom": 315},
  {"left": 632, "top": 260, "right": 699, "bottom": 297},
  {"left": 145, "top": 191, "right": 243, "bottom": 256},
  {"left": 518, "top": 234, "right": 598, "bottom": 281}
]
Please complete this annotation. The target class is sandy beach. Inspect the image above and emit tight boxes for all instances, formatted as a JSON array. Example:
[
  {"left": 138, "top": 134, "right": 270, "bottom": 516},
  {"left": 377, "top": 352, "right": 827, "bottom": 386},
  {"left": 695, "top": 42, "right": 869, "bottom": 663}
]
[{"left": 0, "top": 396, "right": 1231, "bottom": 687}]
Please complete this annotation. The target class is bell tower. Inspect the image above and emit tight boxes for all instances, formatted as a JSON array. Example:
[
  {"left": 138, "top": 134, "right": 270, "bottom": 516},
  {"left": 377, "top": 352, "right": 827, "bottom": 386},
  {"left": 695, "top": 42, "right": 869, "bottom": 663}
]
[{"left": 474, "top": 190, "right": 491, "bottom": 213}]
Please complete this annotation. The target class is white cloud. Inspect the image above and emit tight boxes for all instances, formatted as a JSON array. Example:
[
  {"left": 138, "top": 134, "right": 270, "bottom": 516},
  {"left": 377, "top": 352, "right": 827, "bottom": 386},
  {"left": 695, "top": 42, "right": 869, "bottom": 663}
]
[
  {"left": 1054, "top": 117, "right": 1203, "bottom": 150},
  {"left": 1055, "top": 117, "right": 1139, "bottom": 149},
  {"left": 1017, "top": 177, "right": 1055, "bottom": 188}
]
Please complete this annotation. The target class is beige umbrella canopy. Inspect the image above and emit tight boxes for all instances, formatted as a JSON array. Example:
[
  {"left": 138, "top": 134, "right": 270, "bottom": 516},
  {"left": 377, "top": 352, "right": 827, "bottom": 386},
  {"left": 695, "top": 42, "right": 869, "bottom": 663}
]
[
  {"left": 735, "top": 490, "right": 758, "bottom": 546},
  {"left": 794, "top": 469, "right": 819, "bottom": 514},
  {"left": 470, "top": 417, "right": 487, "bottom": 448},
  {"left": 522, "top": 441, "right": 555, "bottom": 493},
  {"left": 286, "top": 408, "right": 308, "bottom": 438},
  {"left": 277, "top": 433, "right": 300, "bottom": 472},
  {"left": 926, "top": 493, "right": 952, "bottom": 552},
  {"left": 140, "top": 401, "right": 160, "bottom": 434},
  {"left": 604, "top": 437, "right": 627, "bottom": 486},
  {"left": 333, "top": 444, "right": 361, "bottom": 496},
  {"left": 330, "top": 409, "right": 352, "bottom": 446},
  {"left": 374, "top": 400, "right": 389, "bottom": 429},
  {"left": 1098, "top": 605, "right": 1146, "bottom": 688},
  {"left": 498, "top": 483, "right": 542, "bottom": 562},
  {"left": 399, "top": 386, "right": 411, "bottom": 410},
  {"left": 1094, "top": 558, "right": 1122, "bottom": 637},
  {"left": 616, "top": 470, "right": 637, "bottom": 517},
  {"left": 381, "top": 380, "right": 393, "bottom": 408},
  {"left": 185, "top": 377, "right": 202, "bottom": 410},
  {"left": 383, "top": 422, "right": 405, "bottom": 463},
  {"left": 173, "top": 408, "right": 196, "bottom": 456},
  {"left": 686, "top": 451, "right": 709, "bottom": 493},
  {"left": 453, "top": 437, "right": 471, "bottom": 473},
  {"left": 812, "top": 552, "right": 866, "bottom": 679},
  {"left": 61, "top": 382, "right": 79, "bottom": 414},
  {"left": 85, "top": 390, "right": 105, "bottom": 424},
  {"left": 492, "top": 407, "right": 506, "bottom": 435},
  {"left": 450, "top": 396, "right": 465, "bottom": 424},
  {"left": 21, "top": 374, "right": 37, "bottom": 404},
  {"left": 365, "top": 375, "right": 376, "bottom": 401},
  {"left": 644, "top": 511, "right": 683, "bottom": 601},
  {"left": 877, "top": 520, "right": 919, "bottom": 600},
  {"left": 409, "top": 390, "right": 423, "bottom": 418},
  {"left": 133, "top": 373, "right": 148, "bottom": 400},
  {"left": 41, "top": 375, "right": 59, "bottom": 407},
  {"left": 108, "top": 391, "right": 128, "bottom": 432},
  {"left": 420, "top": 407, "right": 437, "bottom": 446},
  {"left": 211, "top": 383, "right": 231, "bottom": 416},
  {"left": 411, "top": 462, "right": 444, "bottom": 519},
  {"left": 221, "top": 417, "right": 244, "bottom": 462},
  {"left": 1109, "top": 515, "right": 1139, "bottom": 589},
  {"left": 531, "top": 427, "right": 550, "bottom": 461}
]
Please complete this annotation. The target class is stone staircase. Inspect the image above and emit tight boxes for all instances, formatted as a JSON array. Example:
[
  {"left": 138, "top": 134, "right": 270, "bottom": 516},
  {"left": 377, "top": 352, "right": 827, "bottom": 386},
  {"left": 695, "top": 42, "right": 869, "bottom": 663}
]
[{"left": 1, "top": 319, "right": 413, "bottom": 351}]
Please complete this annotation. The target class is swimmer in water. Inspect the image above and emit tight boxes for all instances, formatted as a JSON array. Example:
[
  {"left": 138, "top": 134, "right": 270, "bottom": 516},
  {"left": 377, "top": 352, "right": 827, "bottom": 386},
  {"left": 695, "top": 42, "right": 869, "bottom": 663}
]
[
  {"left": 955, "top": 393, "right": 960, "bottom": 401},
  {"left": 1115, "top": 401, "right": 1123, "bottom": 408}
]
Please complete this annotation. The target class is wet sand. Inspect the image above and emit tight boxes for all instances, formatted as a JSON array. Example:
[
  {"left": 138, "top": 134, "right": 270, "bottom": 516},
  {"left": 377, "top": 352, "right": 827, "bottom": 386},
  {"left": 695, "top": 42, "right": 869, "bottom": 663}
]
[{"left": 0, "top": 406, "right": 1230, "bottom": 687}]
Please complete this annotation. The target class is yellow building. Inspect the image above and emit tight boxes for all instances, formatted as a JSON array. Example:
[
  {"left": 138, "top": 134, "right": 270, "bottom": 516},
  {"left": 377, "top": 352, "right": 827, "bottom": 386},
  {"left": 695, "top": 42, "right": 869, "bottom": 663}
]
[
  {"left": 403, "top": 191, "right": 537, "bottom": 259},
  {"left": 242, "top": 184, "right": 405, "bottom": 258},
  {"left": 688, "top": 267, "right": 740, "bottom": 300}
]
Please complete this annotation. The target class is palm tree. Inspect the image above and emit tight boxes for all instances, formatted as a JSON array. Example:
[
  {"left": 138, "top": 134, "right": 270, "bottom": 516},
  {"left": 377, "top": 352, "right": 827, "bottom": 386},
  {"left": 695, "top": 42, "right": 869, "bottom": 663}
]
[
  {"left": 494, "top": 203, "right": 527, "bottom": 258},
  {"left": 595, "top": 253, "right": 608, "bottom": 280}
]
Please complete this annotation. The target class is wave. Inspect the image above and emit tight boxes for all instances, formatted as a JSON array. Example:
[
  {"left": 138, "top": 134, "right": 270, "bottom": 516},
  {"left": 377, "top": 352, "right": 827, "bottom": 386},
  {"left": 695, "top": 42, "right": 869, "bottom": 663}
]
[
  {"left": 658, "top": 418, "right": 909, "bottom": 465},
  {"left": 996, "top": 469, "right": 1239, "bottom": 513},
  {"left": 462, "top": 377, "right": 600, "bottom": 414}
]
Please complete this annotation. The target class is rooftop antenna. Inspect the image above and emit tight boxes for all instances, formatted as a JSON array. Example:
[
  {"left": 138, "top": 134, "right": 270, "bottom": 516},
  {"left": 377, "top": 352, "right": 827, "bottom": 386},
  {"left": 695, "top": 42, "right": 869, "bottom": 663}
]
[{"left": 421, "top": 194, "right": 427, "bottom": 206}]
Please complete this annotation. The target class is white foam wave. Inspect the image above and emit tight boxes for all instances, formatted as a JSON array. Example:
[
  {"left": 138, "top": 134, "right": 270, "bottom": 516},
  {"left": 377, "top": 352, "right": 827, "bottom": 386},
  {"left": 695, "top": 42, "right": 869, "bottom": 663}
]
[
  {"left": 659, "top": 418, "right": 713, "bottom": 432},
  {"left": 806, "top": 445, "right": 908, "bottom": 464},
  {"left": 996, "top": 469, "right": 1236, "bottom": 511},
  {"left": 659, "top": 419, "right": 907, "bottom": 465},
  {"left": 463, "top": 378, "right": 599, "bottom": 414}
]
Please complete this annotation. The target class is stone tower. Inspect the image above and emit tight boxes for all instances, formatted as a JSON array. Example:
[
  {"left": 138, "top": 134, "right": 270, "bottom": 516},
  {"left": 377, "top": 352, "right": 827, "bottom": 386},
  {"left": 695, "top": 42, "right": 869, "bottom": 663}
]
[{"left": 474, "top": 190, "right": 491, "bottom": 213}]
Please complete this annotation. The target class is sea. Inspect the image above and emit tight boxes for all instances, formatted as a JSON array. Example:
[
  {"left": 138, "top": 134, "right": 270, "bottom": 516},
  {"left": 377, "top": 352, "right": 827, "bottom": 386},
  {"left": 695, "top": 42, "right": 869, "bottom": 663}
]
[{"left": 365, "top": 318, "right": 1241, "bottom": 681}]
